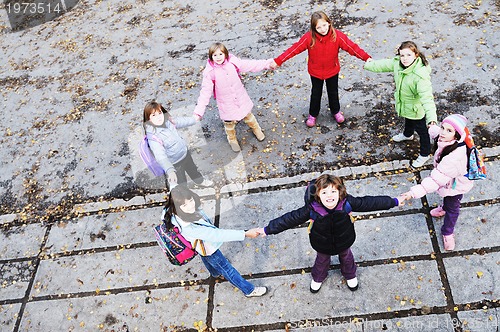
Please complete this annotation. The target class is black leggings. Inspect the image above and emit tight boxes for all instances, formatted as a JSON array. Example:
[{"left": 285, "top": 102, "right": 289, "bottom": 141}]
[
  {"left": 309, "top": 74, "right": 340, "bottom": 117},
  {"left": 173, "top": 150, "right": 203, "bottom": 185},
  {"left": 403, "top": 117, "right": 431, "bottom": 157}
]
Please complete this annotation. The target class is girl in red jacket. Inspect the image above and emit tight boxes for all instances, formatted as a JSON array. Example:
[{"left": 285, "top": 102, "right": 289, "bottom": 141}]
[{"left": 270, "top": 11, "right": 372, "bottom": 127}]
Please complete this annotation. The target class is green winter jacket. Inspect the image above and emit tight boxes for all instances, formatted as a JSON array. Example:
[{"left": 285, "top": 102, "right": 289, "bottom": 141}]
[{"left": 365, "top": 57, "right": 437, "bottom": 124}]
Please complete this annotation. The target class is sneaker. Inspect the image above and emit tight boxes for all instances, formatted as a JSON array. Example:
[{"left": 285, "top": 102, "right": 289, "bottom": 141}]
[
  {"left": 245, "top": 286, "right": 268, "bottom": 297},
  {"left": 310, "top": 280, "right": 323, "bottom": 293},
  {"left": 443, "top": 234, "right": 455, "bottom": 251},
  {"left": 333, "top": 112, "right": 345, "bottom": 123},
  {"left": 392, "top": 133, "right": 414, "bottom": 142},
  {"left": 412, "top": 155, "right": 430, "bottom": 168},
  {"left": 346, "top": 277, "right": 359, "bottom": 291},
  {"left": 197, "top": 179, "right": 214, "bottom": 187},
  {"left": 430, "top": 206, "right": 446, "bottom": 218},
  {"left": 305, "top": 115, "right": 316, "bottom": 127}
]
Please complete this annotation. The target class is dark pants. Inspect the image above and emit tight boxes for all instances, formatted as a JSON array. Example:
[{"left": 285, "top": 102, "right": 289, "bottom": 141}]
[
  {"left": 311, "top": 248, "right": 357, "bottom": 283},
  {"left": 173, "top": 150, "right": 203, "bottom": 185},
  {"left": 441, "top": 194, "right": 463, "bottom": 236},
  {"left": 403, "top": 117, "right": 431, "bottom": 156},
  {"left": 309, "top": 74, "right": 340, "bottom": 117}
]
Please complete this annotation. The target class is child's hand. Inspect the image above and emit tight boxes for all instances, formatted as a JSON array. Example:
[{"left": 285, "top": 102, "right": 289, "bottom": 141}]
[
  {"left": 398, "top": 192, "right": 413, "bottom": 204},
  {"left": 366, "top": 57, "right": 373, "bottom": 62},
  {"left": 256, "top": 227, "right": 267, "bottom": 237},
  {"left": 167, "top": 172, "right": 178, "bottom": 185},
  {"left": 193, "top": 114, "right": 202, "bottom": 121},
  {"left": 245, "top": 228, "right": 262, "bottom": 239},
  {"left": 269, "top": 60, "right": 278, "bottom": 70}
]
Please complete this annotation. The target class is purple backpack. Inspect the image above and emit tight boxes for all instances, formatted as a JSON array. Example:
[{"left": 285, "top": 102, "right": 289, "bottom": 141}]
[{"left": 139, "top": 135, "right": 165, "bottom": 176}]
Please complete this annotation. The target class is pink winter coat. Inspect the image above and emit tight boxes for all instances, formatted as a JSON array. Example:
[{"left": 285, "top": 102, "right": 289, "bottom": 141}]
[
  {"left": 194, "top": 54, "right": 273, "bottom": 121},
  {"left": 410, "top": 140, "right": 473, "bottom": 198}
]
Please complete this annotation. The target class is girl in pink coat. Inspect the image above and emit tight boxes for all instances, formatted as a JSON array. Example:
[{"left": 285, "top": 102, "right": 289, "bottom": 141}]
[
  {"left": 194, "top": 42, "right": 274, "bottom": 152},
  {"left": 402, "top": 114, "right": 473, "bottom": 250}
]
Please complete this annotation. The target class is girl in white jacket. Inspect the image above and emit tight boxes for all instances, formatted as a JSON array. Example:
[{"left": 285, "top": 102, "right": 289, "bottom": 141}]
[
  {"left": 402, "top": 114, "right": 473, "bottom": 250},
  {"left": 143, "top": 101, "right": 213, "bottom": 188},
  {"left": 166, "top": 185, "right": 267, "bottom": 297}
]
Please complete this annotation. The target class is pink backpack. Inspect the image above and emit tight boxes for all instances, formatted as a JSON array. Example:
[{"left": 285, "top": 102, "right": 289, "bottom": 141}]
[{"left": 139, "top": 135, "right": 165, "bottom": 176}]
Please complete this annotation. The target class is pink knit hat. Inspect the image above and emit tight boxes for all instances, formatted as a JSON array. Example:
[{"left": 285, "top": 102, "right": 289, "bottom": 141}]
[{"left": 442, "top": 114, "right": 468, "bottom": 142}]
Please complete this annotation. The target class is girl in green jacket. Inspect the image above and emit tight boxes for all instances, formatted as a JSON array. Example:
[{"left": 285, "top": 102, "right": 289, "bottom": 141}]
[{"left": 364, "top": 41, "right": 437, "bottom": 168}]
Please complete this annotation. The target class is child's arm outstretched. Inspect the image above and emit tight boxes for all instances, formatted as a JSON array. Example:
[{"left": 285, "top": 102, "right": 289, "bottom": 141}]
[
  {"left": 231, "top": 56, "right": 274, "bottom": 73},
  {"left": 258, "top": 206, "right": 310, "bottom": 237},
  {"left": 347, "top": 194, "right": 403, "bottom": 212},
  {"left": 364, "top": 57, "right": 397, "bottom": 72}
]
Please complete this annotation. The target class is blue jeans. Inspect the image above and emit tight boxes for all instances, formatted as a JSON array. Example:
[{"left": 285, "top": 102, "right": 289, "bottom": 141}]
[{"left": 200, "top": 250, "right": 254, "bottom": 295}]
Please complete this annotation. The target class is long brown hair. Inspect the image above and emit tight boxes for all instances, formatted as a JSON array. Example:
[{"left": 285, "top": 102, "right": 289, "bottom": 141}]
[
  {"left": 164, "top": 185, "right": 202, "bottom": 225},
  {"left": 435, "top": 131, "right": 461, "bottom": 163},
  {"left": 310, "top": 11, "right": 335, "bottom": 48},
  {"left": 397, "top": 41, "right": 428, "bottom": 66}
]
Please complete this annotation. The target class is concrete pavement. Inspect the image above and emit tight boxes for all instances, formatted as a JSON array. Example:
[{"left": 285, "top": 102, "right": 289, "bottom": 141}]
[{"left": 1, "top": 148, "right": 498, "bottom": 331}]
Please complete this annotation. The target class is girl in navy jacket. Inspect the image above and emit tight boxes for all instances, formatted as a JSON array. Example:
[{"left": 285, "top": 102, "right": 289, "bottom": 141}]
[{"left": 259, "top": 174, "right": 403, "bottom": 293}]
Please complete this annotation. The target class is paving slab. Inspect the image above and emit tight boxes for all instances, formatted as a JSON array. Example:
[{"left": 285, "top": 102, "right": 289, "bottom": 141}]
[
  {"left": 444, "top": 252, "right": 499, "bottom": 304},
  {"left": 0, "top": 302, "right": 21, "bottom": 332},
  {"left": 19, "top": 286, "right": 209, "bottom": 331},
  {"left": 0, "top": 261, "right": 35, "bottom": 301},
  {"left": 457, "top": 308, "right": 500, "bottom": 332},
  {"left": 0, "top": 223, "right": 46, "bottom": 260},
  {"left": 45, "top": 200, "right": 215, "bottom": 255},
  {"left": 211, "top": 260, "right": 445, "bottom": 328},
  {"left": 352, "top": 214, "right": 432, "bottom": 260},
  {"left": 432, "top": 205, "right": 500, "bottom": 252},
  {"left": 32, "top": 246, "right": 209, "bottom": 297}
]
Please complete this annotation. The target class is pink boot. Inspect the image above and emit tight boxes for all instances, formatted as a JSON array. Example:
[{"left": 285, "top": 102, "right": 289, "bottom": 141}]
[
  {"left": 333, "top": 112, "right": 345, "bottom": 123},
  {"left": 305, "top": 115, "right": 316, "bottom": 127},
  {"left": 430, "top": 206, "right": 446, "bottom": 217},
  {"left": 443, "top": 234, "right": 455, "bottom": 251}
]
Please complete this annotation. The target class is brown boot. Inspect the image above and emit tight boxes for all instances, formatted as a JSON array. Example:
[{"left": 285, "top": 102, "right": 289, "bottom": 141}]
[
  {"left": 243, "top": 113, "right": 265, "bottom": 141},
  {"left": 223, "top": 121, "right": 241, "bottom": 152}
]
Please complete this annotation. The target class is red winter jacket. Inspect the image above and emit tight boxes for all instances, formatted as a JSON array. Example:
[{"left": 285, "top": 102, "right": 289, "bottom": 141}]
[{"left": 274, "top": 29, "right": 371, "bottom": 80}]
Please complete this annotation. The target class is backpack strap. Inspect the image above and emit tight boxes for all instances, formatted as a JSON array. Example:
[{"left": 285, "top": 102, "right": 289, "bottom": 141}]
[{"left": 146, "top": 134, "right": 164, "bottom": 147}]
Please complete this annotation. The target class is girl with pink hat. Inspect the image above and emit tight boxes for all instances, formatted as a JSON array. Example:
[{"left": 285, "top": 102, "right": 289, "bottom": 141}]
[{"left": 401, "top": 114, "right": 473, "bottom": 250}]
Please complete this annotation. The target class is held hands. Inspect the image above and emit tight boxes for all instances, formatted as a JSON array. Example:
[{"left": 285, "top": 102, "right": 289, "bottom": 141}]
[
  {"left": 269, "top": 60, "right": 279, "bottom": 70},
  {"left": 397, "top": 192, "right": 414, "bottom": 206},
  {"left": 244, "top": 228, "right": 267, "bottom": 239},
  {"left": 193, "top": 114, "right": 202, "bottom": 122}
]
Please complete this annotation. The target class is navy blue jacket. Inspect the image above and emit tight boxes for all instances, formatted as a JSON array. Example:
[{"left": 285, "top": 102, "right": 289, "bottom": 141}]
[{"left": 264, "top": 182, "right": 398, "bottom": 255}]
